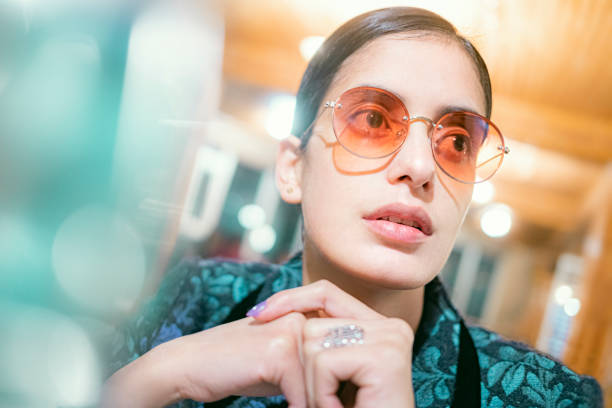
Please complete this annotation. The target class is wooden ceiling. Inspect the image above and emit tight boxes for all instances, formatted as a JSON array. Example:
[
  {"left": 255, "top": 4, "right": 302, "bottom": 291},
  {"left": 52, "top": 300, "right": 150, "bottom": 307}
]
[{"left": 217, "top": 0, "right": 612, "bottom": 236}]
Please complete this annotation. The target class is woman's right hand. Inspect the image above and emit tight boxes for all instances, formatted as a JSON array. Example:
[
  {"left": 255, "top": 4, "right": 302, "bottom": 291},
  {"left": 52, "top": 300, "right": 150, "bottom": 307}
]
[{"left": 101, "top": 312, "right": 308, "bottom": 408}]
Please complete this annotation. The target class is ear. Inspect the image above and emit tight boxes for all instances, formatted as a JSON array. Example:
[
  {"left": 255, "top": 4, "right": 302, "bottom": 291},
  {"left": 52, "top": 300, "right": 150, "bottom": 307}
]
[{"left": 275, "top": 135, "right": 303, "bottom": 204}]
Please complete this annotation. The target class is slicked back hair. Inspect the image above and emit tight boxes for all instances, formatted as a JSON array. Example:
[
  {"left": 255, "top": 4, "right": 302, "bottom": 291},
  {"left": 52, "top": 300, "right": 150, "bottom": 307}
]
[{"left": 291, "top": 7, "right": 492, "bottom": 149}]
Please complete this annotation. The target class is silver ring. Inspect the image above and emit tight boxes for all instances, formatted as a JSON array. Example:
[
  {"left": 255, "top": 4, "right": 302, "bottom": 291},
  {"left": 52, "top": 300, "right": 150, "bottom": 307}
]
[{"left": 321, "top": 324, "right": 364, "bottom": 349}]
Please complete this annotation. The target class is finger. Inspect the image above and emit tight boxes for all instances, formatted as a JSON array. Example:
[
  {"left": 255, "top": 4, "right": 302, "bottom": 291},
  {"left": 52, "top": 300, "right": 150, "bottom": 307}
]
[
  {"left": 265, "top": 313, "right": 308, "bottom": 408},
  {"left": 304, "top": 340, "right": 316, "bottom": 408},
  {"left": 250, "top": 279, "right": 383, "bottom": 322},
  {"left": 302, "top": 317, "right": 414, "bottom": 346},
  {"left": 304, "top": 339, "right": 341, "bottom": 408},
  {"left": 302, "top": 318, "right": 415, "bottom": 408},
  {"left": 280, "top": 355, "right": 308, "bottom": 408},
  {"left": 311, "top": 347, "right": 364, "bottom": 408},
  {"left": 277, "top": 313, "right": 308, "bottom": 408},
  {"left": 303, "top": 318, "right": 368, "bottom": 340},
  {"left": 303, "top": 319, "right": 365, "bottom": 408}
]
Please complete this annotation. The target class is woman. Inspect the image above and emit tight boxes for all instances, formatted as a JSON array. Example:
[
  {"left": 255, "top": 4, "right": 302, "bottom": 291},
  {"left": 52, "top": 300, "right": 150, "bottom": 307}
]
[{"left": 102, "top": 7, "right": 603, "bottom": 408}]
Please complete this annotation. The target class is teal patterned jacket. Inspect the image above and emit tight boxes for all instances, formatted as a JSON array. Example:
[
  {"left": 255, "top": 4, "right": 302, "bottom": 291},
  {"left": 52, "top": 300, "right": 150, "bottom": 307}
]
[{"left": 108, "top": 252, "right": 604, "bottom": 408}]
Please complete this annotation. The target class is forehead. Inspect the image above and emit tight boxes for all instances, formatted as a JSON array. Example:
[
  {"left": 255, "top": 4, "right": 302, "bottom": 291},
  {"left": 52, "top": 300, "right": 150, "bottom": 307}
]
[{"left": 327, "top": 35, "right": 486, "bottom": 117}]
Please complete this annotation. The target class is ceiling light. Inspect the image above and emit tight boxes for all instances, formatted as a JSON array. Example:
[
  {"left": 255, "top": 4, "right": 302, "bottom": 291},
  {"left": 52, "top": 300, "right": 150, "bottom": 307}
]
[
  {"left": 248, "top": 224, "right": 276, "bottom": 254},
  {"left": 480, "top": 203, "right": 512, "bottom": 238},
  {"left": 265, "top": 94, "right": 295, "bottom": 140},
  {"left": 238, "top": 204, "right": 266, "bottom": 230},
  {"left": 472, "top": 181, "right": 495, "bottom": 204},
  {"left": 563, "top": 298, "right": 581, "bottom": 317},
  {"left": 299, "top": 36, "right": 325, "bottom": 61},
  {"left": 554, "top": 285, "right": 573, "bottom": 305}
]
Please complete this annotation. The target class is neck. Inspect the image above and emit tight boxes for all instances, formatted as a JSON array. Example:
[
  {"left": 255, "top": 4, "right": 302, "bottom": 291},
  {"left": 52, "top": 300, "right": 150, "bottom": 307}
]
[{"left": 301, "top": 238, "right": 425, "bottom": 333}]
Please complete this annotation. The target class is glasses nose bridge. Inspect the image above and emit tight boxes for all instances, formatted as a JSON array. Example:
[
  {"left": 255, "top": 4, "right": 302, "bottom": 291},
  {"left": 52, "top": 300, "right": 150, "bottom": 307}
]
[
  {"left": 406, "top": 115, "right": 440, "bottom": 137},
  {"left": 409, "top": 115, "right": 434, "bottom": 125}
]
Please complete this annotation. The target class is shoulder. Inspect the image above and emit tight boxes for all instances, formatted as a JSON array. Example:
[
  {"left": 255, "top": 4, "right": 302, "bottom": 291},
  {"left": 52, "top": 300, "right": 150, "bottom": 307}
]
[
  {"left": 139, "top": 256, "right": 278, "bottom": 332},
  {"left": 169, "top": 254, "right": 303, "bottom": 302},
  {"left": 172, "top": 256, "right": 279, "bottom": 308},
  {"left": 468, "top": 325, "right": 604, "bottom": 408},
  {"left": 159, "top": 256, "right": 279, "bottom": 300}
]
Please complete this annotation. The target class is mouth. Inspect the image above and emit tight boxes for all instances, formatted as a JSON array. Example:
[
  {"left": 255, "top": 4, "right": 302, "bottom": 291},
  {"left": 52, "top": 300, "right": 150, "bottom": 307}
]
[
  {"left": 362, "top": 203, "right": 433, "bottom": 244},
  {"left": 374, "top": 215, "right": 427, "bottom": 233}
]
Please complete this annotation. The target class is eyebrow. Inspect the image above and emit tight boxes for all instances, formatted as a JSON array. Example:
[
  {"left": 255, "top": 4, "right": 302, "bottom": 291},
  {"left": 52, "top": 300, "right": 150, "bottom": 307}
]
[
  {"left": 437, "top": 105, "right": 483, "bottom": 118},
  {"left": 351, "top": 83, "right": 484, "bottom": 118}
]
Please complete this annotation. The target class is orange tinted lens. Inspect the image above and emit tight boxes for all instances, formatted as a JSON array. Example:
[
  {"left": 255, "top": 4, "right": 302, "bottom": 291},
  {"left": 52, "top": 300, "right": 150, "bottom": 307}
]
[
  {"left": 332, "top": 87, "right": 408, "bottom": 158},
  {"left": 433, "top": 112, "right": 504, "bottom": 183}
]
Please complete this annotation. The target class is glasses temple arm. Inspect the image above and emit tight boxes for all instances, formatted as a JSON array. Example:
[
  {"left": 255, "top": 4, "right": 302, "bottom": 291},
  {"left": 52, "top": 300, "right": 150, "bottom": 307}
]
[
  {"left": 299, "top": 104, "right": 332, "bottom": 140},
  {"left": 475, "top": 152, "right": 505, "bottom": 169}
]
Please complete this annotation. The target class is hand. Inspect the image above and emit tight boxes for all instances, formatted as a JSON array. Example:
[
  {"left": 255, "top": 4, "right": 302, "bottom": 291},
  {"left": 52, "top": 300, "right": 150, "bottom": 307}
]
[
  {"left": 178, "top": 313, "right": 309, "bottom": 406},
  {"left": 252, "top": 280, "right": 416, "bottom": 408},
  {"left": 102, "top": 312, "right": 308, "bottom": 408}
]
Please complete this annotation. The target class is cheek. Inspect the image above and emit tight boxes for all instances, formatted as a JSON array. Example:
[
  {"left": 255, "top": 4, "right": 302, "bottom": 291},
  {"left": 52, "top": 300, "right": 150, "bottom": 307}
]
[
  {"left": 299, "top": 147, "right": 361, "bottom": 231},
  {"left": 436, "top": 181, "right": 473, "bottom": 233},
  {"left": 302, "top": 171, "right": 348, "bottom": 213},
  {"left": 299, "top": 148, "right": 337, "bottom": 221}
]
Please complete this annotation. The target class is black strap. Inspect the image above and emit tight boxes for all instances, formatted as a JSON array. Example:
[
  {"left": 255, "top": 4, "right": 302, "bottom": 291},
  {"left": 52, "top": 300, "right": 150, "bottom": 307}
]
[{"left": 451, "top": 320, "right": 481, "bottom": 407}]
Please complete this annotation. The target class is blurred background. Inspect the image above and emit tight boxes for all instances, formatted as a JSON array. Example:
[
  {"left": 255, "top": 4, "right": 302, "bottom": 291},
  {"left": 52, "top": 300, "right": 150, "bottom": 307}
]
[{"left": 0, "top": 0, "right": 610, "bottom": 406}]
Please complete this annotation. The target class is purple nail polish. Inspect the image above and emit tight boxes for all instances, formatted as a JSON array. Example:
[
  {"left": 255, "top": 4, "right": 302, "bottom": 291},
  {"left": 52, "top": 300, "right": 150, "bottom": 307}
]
[{"left": 246, "top": 300, "right": 267, "bottom": 317}]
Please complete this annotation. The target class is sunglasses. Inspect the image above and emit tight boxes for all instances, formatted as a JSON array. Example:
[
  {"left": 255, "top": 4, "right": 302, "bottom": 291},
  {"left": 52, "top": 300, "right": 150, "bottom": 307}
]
[{"left": 308, "top": 86, "right": 509, "bottom": 184}]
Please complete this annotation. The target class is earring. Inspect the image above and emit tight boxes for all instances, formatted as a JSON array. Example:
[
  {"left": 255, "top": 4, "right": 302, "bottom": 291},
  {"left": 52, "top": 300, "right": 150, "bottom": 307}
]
[{"left": 287, "top": 186, "right": 294, "bottom": 194}]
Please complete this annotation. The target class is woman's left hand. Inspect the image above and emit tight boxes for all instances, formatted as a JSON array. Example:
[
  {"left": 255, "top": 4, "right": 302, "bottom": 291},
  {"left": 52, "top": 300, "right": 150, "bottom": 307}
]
[{"left": 249, "top": 280, "right": 416, "bottom": 408}]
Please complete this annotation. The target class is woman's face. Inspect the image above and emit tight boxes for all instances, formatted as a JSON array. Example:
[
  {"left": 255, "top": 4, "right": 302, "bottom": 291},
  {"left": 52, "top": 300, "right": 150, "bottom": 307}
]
[{"left": 283, "top": 35, "right": 485, "bottom": 290}]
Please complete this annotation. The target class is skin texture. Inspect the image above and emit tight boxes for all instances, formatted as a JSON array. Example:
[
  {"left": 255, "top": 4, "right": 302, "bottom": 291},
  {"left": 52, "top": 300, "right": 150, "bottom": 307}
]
[{"left": 102, "top": 34, "right": 487, "bottom": 408}]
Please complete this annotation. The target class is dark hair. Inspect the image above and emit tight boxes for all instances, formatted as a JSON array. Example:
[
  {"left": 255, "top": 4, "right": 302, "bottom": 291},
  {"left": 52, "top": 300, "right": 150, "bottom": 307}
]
[{"left": 291, "top": 7, "right": 492, "bottom": 149}]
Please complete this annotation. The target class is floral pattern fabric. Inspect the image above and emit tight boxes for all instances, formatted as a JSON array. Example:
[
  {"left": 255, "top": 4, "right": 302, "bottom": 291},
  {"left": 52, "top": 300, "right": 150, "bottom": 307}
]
[{"left": 108, "top": 253, "right": 603, "bottom": 408}]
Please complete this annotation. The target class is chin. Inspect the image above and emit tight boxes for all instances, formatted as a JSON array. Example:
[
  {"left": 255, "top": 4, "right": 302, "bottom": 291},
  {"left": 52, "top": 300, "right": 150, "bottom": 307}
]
[
  {"left": 304, "top": 225, "right": 451, "bottom": 291},
  {"left": 364, "top": 261, "right": 436, "bottom": 290},
  {"left": 334, "top": 245, "right": 439, "bottom": 290}
]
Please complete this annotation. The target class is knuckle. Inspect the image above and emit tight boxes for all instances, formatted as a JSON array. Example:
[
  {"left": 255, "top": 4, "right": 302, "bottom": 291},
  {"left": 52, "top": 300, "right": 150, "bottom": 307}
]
[
  {"left": 387, "top": 318, "right": 415, "bottom": 343},
  {"left": 270, "top": 292, "right": 287, "bottom": 307},
  {"left": 313, "top": 279, "right": 335, "bottom": 294},
  {"left": 312, "top": 348, "right": 329, "bottom": 370},
  {"left": 374, "top": 345, "right": 411, "bottom": 374},
  {"left": 302, "top": 319, "right": 319, "bottom": 339},
  {"left": 303, "top": 337, "right": 319, "bottom": 358},
  {"left": 277, "top": 312, "right": 306, "bottom": 340},
  {"left": 379, "top": 343, "right": 403, "bottom": 359},
  {"left": 283, "top": 311, "right": 306, "bottom": 331},
  {"left": 267, "top": 331, "right": 297, "bottom": 360}
]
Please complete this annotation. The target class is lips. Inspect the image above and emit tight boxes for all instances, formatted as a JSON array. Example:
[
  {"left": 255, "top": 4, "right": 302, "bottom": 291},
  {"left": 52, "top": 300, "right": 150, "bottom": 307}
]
[{"left": 363, "top": 203, "right": 434, "bottom": 238}]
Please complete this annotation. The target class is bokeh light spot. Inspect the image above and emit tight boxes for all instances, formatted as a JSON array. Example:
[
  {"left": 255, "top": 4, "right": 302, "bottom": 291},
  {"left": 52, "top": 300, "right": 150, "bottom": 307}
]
[
  {"left": 51, "top": 205, "right": 146, "bottom": 313},
  {"left": 554, "top": 285, "right": 573, "bottom": 305},
  {"left": 299, "top": 35, "right": 325, "bottom": 60},
  {"left": 480, "top": 203, "right": 512, "bottom": 238},
  {"left": 0, "top": 303, "right": 101, "bottom": 406},
  {"left": 238, "top": 204, "right": 266, "bottom": 230},
  {"left": 248, "top": 224, "right": 276, "bottom": 253},
  {"left": 563, "top": 298, "right": 581, "bottom": 317},
  {"left": 265, "top": 94, "right": 295, "bottom": 140},
  {"left": 472, "top": 180, "right": 495, "bottom": 204}
]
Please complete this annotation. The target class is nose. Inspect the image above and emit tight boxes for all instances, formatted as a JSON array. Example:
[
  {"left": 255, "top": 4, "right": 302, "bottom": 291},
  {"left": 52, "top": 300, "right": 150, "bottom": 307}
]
[{"left": 386, "top": 119, "right": 436, "bottom": 190}]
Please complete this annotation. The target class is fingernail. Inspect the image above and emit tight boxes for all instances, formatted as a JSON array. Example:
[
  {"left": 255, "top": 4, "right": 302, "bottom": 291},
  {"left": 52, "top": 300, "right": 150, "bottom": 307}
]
[{"left": 246, "top": 300, "right": 267, "bottom": 318}]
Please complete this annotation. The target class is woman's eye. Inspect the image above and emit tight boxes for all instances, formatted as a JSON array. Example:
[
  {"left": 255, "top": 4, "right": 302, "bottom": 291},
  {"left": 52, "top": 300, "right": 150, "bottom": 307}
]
[
  {"left": 350, "top": 108, "right": 391, "bottom": 131},
  {"left": 436, "top": 131, "right": 474, "bottom": 163},
  {"left": 452, "top": 135, "right": 468, "bottom": 152},
  {"left": 365, "top": 111, "right": 384, "bottom": 128}
]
